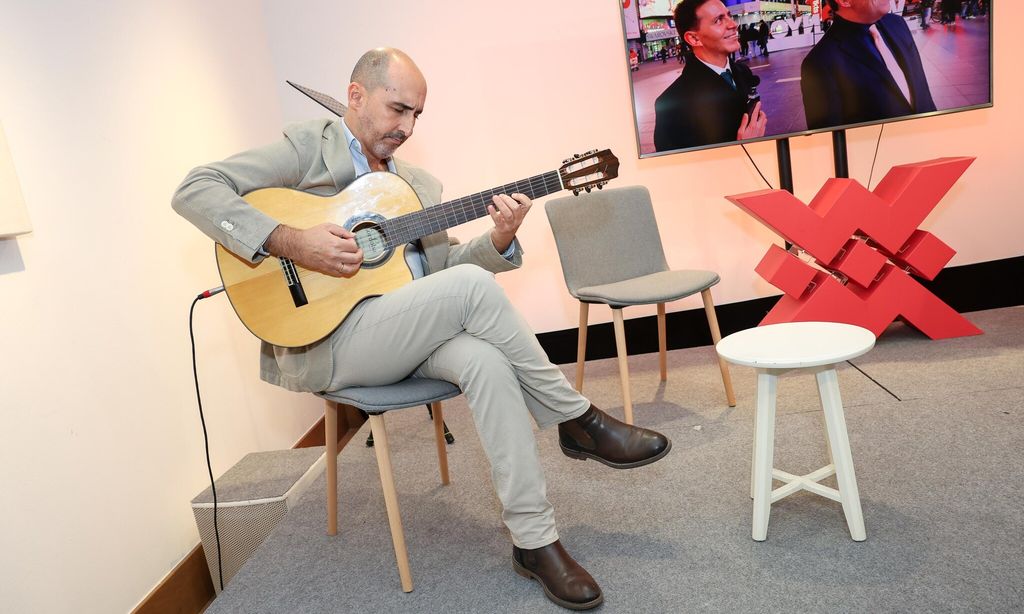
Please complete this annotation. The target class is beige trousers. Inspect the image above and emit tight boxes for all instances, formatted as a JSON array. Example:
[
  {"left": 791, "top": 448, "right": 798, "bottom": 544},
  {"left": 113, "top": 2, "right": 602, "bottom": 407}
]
[{"left": 327, "top": 264, "right": 590, "bottom": 548}]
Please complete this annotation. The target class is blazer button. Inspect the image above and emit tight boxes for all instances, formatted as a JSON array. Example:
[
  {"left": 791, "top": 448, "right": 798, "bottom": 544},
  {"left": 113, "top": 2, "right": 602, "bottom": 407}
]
[{"left": 220, "top": 221, "right": 235, "bottom": 231}]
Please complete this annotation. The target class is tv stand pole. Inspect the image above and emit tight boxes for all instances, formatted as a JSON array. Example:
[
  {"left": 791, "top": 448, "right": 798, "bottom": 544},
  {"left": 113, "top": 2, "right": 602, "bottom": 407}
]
[
  {"left": 832, "top": 129, "right": 849, "bottom": 178},
  {"left": 776, "top": 138, "right": 794, "bottom": 193},
  {"left": 776, "top": 138, "right": 794, "bottom": 250}
]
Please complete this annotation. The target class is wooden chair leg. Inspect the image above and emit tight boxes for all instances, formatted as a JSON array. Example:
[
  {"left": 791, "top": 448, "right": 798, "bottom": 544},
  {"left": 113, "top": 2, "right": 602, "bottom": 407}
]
[
  {"left": 701, "top": 289, "right": 737, "bottom": 407},
  {"left": 657, "top": 303, "right": 667, "bottom": 382},
  {"left": 369, "top": 414, "right": 414, "bottom": 592},
  {"left": 431, "top": 402, "right": 450, "bottom": 486},
  {"left": 612, "top": 308, "right": 634, "bottom": 425},
  {"left": 325, "top": 400, "right": 339, "bottom": 536},
  {"left": 575, "top": 302, "right": 589, "bottom": 392}
]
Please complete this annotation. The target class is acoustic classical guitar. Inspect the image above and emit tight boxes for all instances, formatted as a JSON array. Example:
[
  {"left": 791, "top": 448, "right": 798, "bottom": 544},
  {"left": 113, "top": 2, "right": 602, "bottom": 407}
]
[{"left": 215, "top": 149, "right": 620, "bottom": 347}]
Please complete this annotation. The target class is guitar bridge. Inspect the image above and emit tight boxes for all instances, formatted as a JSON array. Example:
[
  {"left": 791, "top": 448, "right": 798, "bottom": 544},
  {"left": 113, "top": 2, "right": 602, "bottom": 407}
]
[{"left": 279, "top": 257, "right": 309, "bottom": 308}]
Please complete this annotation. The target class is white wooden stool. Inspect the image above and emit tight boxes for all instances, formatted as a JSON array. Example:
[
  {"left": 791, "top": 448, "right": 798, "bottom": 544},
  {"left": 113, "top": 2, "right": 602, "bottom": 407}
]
[{"left": 716, "top": 321, "right": 876, "bottom": 542}]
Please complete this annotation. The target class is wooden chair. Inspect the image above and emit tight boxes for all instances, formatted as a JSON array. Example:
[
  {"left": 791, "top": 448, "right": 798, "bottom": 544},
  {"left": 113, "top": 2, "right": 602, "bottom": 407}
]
[
  {"left": 317, "top": 377, "right": 461, "bottom": 592},
  {"left": 545, "top": 185, "right": 736, "bottom": 425}
]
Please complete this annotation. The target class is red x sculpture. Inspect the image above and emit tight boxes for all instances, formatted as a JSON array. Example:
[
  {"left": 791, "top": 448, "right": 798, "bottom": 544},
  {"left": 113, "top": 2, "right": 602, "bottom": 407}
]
[{"left": 726, "top": 157, "right": 982, "bottom": 339}]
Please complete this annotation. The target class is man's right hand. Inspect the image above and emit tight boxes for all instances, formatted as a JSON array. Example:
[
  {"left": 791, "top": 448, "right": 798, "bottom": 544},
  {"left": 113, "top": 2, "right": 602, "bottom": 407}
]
[
  {"left": 737, "top": 101, "right": 768, "bottom": 141},
  {"left": 264, "top": 223, "right": 364, "bottom": 277}
]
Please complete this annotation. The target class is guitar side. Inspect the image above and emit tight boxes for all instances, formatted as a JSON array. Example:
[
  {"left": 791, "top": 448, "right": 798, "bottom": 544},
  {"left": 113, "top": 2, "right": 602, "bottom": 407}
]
[{"left": 215, "top": 173, "right": 423, "bottom": 347}]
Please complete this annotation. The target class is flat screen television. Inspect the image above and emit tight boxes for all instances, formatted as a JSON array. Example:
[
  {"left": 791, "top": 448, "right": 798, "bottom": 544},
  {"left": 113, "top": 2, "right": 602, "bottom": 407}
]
[{"left": 621, "top": 0, "right": 993, "bottom": 158}]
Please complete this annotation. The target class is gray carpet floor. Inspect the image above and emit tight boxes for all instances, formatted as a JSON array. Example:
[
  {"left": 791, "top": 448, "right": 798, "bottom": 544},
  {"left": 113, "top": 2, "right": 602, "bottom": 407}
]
[{"left": 207, "top": 306, "right": 1024, "bottom": 613}]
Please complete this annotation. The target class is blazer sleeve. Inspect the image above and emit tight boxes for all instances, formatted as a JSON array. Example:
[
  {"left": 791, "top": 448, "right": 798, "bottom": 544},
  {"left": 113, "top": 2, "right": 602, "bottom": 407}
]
[
  {"left": 444, "top": 232, "right": 523, "bottom": 273},
  {"left": 654, "top": 92, "right": 693, "bottom": 152},
  {"left": 171, "top": 123, "right": 324, "bottom": 261},
  {"left": 801, "top": 54, "right": 842, "bottom": 131}
]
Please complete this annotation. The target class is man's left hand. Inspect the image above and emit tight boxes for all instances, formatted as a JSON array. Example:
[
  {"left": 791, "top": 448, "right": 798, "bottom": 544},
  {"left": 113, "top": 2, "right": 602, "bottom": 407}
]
[
  {"left": 488, "top": 193, "right": 532, "bottom": 253},
  {"left": 737, "top": 101, "right": 768, "bottom": 141}
]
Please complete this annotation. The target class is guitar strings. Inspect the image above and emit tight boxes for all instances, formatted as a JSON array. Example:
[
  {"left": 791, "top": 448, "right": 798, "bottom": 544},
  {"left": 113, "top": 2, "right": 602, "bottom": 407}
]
[
  {"left": 380, "top": 172, "right": 562, "bottom": 248},
  {"left": 385, "top": 172, "right": 559, "bottom": 241}
]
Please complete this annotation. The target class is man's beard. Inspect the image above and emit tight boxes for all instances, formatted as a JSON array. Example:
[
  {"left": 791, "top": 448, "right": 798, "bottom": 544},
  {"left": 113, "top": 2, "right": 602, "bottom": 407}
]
[{"left": 370, "top": 131, "right": 407, "bottom": 160}]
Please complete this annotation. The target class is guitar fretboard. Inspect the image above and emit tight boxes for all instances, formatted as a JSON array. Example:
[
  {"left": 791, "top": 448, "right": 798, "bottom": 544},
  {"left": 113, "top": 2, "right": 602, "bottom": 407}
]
[{"left": 376, "top": 170, "right": 563, "bottom": 249}]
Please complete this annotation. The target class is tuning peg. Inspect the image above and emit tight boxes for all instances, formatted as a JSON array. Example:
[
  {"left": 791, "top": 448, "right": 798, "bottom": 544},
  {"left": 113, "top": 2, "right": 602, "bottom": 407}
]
[
  {"left": 585, "top": 149, "right": 597, "bottom": 156},
  {"left": 585, "top": 186, "right": 592, "bottom": 193},
  {"left": 562, "top": 157, "right": 573, "bottom": 165},
  {"left": 572, "top": 188, "right": 581, "bottom": 196},
  {"left": 597, "top": 183, "right": 604, "bottom": 190}
]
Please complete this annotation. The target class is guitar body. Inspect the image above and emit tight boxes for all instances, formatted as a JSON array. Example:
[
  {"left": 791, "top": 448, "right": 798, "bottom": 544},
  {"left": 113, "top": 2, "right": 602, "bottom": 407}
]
[{"left": 215, "top": 173, "right": 421, "bottom": 348}]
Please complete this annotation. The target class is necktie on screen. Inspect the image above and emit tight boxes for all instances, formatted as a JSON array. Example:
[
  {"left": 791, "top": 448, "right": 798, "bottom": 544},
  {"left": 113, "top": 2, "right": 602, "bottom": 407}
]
[
  {"left": 868, "top": 24, "right": 912, "bottom": 105},
  {"left": 722, "top": 68, "right": 736, "bottom": 90}
]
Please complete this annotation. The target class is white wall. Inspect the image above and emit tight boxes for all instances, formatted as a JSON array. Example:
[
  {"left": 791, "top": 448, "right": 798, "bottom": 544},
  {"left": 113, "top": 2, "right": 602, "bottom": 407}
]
[
  {"left": 0, "top": 2, "right": 322, "bottom": 612},
  {"left": 0, "top": 1, "right": 1019, "bottom": 612}
]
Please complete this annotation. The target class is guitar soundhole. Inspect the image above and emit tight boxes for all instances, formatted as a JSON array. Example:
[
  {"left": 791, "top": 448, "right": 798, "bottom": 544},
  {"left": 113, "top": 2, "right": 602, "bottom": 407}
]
[{"left": 352, "top": 221, "right": 391, "bottom": 268}]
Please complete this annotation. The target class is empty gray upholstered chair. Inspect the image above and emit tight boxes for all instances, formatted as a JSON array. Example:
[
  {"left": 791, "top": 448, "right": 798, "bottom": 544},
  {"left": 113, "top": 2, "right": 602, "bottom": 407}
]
[
  {"left": 545, "top": 185, "right": 736, "bottom": 425},
  {"left": 317, "top": 377, "right": 461, "bottom": 592}
]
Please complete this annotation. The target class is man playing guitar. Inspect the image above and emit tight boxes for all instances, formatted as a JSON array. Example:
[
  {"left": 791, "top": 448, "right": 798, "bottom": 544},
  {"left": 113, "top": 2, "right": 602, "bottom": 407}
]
[{"left": 173, "top": 47, "right": 670, "bottom": 610}]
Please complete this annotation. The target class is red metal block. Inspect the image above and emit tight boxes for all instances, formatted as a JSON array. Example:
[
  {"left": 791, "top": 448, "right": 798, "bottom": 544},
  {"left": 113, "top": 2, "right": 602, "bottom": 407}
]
[
  {"left": 755, "top": 244, "right": 817, "bottom": 299},
  {"left": 827, "top": 238, "right": 887, "bottom": 289},
  {"left": 887, "top": 230, "right": 956, "bottom": 281}
]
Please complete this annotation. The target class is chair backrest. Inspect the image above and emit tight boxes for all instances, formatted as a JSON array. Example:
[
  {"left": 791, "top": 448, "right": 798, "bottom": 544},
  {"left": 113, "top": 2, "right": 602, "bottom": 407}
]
[{"left": 545, "top": 185, "right": 670, "bottom": 297}]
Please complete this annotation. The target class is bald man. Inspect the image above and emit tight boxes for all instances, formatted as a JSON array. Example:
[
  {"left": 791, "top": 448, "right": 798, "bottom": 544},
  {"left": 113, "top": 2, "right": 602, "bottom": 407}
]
[{"left": 173, "top": 48, "right": 671, "bottom": 610}]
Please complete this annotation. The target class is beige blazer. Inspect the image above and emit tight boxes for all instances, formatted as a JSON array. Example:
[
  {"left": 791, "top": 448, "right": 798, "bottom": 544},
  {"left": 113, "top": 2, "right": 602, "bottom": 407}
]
[{"left": 173, "top": 118, "right": 522, "bottom": 392}]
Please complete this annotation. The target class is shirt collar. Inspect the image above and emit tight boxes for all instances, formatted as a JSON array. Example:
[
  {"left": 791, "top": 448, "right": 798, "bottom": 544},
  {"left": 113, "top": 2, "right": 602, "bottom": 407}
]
[
  {"left": 341, "top": 117, "right": 396, "bottom": 176},
  {"left": 833, "top": 13, "right": 874, "bottom": 32},
  {"left": 695, "top": 54, "right": 731, "bottom": 76}
]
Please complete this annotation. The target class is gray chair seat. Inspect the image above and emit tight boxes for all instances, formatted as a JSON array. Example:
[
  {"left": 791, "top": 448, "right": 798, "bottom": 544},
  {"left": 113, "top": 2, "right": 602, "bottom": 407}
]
[
  {"left": 318, "top": 378, "right": 461, "bottom": 414},
  {"left": 577, "top": 270, "right": 720, "bottom": 308}
]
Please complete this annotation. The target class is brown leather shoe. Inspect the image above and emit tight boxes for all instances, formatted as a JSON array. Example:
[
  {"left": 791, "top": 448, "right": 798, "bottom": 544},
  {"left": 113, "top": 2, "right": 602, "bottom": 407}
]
[
  {"left": 558, "top": 406, "right": 671, "bottom": 469},
  {"left": 512, "top": 540, "right": 603, "bottom": 610}
]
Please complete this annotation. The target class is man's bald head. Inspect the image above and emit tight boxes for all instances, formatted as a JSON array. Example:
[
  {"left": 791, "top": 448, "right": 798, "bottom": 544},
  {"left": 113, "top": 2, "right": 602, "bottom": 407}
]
[{"left": 350, "top": 47, "right": 422, "bottom": 92}]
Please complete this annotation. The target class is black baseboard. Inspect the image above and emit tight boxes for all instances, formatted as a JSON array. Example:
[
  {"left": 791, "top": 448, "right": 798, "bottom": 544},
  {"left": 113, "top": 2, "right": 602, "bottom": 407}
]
[{"left": 536, "top": 255, "right": 1024, "bottom": 365}]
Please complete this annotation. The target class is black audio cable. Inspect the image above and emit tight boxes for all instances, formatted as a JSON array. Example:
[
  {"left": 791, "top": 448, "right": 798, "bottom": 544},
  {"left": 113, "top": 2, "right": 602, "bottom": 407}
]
[{"left": 189, "top": 286, "right": 225, "bottom": 591}]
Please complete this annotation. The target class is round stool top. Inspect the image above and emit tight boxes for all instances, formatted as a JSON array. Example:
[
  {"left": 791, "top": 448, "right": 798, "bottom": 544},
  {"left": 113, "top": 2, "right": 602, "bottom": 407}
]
[{"left": 716, "top": 321, "right": 875, "bottom": 369}]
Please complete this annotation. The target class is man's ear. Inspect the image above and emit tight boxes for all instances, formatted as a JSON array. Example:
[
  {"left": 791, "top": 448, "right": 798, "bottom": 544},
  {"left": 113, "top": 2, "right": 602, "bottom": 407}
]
[
  {"left": 347, "top": 82, "right": 363, "bottom": 109},
  {"left": 684, "top": 31, "right": 702, "bottom": 48}
]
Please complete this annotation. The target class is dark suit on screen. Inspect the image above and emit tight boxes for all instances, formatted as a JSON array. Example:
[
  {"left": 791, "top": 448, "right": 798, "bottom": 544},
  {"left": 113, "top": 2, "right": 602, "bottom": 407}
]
[
  {"left": 801, "top": 13, "right": 936, "bottom": 130},
  {"left": 654, "top": 54, "right": 756, "bottom": 152}
]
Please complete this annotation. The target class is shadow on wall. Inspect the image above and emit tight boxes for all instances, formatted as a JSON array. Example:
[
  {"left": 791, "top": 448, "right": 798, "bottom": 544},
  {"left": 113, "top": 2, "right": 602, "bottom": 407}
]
[{"left": 0, "top": 239, "right": 26, "bottom": 275}]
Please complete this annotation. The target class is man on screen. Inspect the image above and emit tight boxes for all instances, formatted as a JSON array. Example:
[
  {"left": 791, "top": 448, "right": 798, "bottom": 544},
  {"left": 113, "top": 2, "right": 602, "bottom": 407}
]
[
  {"left": 801, "top": 0, "right": 936, "bottom": 130},
  {"left": 653, "top": 0, "right": 767, "bottom": 152}
]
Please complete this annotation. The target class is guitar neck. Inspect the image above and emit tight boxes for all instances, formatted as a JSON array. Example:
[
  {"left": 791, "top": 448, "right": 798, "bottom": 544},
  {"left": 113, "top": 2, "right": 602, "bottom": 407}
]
[{"left": 379, "top": 170, "right": 563, "bottom": 248}]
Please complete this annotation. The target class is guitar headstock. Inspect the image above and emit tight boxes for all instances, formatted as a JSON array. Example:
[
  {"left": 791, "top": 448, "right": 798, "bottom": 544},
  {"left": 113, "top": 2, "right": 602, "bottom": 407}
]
[{"left": 559, "top": 149, "right": 620, "bottom": 196}]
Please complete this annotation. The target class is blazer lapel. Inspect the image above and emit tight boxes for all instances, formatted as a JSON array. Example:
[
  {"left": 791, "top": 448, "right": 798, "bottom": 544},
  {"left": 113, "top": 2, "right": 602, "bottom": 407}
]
[
  {"left": 876, "top": 17, "right": 916, "bottom": 80},
  {"left": 691, "top": 59, "right": 740, "bottom": 99},
  {"left": 834, "top": 19, "right": 907, "bottom": 102},
  {"left": 321, "top": 120, "right": 357, "bottom": 191}
]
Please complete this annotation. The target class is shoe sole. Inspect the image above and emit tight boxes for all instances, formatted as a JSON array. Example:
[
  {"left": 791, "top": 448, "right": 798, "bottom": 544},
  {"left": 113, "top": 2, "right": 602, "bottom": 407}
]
[
  {"left": 512, "top": 558, "right": 604, "bottom": 611},
  {"left": 559, "top": 438, "right": 672, "bottom": 469}
]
